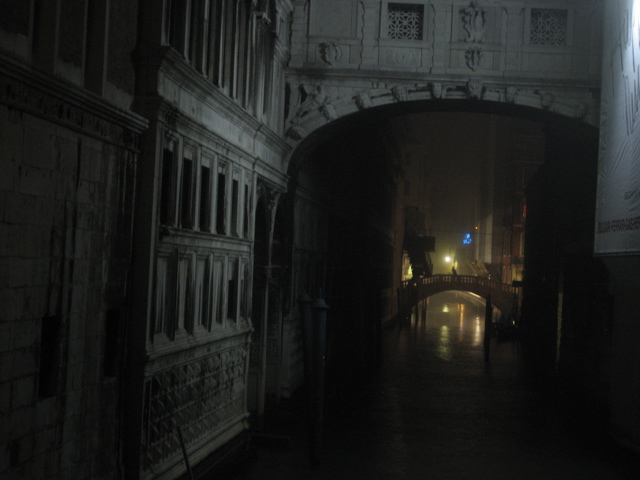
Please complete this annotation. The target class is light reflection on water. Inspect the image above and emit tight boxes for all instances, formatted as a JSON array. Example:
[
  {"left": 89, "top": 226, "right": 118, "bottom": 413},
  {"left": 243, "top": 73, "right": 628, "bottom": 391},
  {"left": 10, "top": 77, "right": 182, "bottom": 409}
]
[{"left": 424, "top": 292, "right": 487, "bottom": 357}]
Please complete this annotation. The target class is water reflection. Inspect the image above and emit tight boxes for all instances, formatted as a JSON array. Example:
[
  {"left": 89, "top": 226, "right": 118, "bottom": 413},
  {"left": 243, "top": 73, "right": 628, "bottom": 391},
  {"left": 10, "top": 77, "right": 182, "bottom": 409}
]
[{"left": 422, "top": 291, "right": 487, "bottom": 355}]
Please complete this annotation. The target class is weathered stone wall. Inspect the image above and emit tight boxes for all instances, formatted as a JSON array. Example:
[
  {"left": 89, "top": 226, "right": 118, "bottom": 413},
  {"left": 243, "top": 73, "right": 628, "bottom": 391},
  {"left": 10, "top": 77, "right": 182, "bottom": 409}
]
[
  {"left": 0, "top": 73, "right": 144, "bottom": 479},
  {"left": 0, "top": 1, "right": 144, "bottom": 477}
]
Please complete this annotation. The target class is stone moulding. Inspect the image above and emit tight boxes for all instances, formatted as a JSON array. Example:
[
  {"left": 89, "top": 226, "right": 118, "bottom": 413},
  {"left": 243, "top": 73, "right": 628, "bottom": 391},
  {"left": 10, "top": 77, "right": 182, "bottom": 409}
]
[
  {"left": 0, "top": 53, "right": 147, "bottom": 149},
  {"left": 285, "top": 79, "right": 599, "bottom": 142}
]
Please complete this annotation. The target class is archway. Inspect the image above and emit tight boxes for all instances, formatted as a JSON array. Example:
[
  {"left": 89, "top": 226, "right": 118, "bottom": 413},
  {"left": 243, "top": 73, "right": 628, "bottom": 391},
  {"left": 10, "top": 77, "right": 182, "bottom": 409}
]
[{"left": 282, "top": 98, "right": 601, "bottom": 389}]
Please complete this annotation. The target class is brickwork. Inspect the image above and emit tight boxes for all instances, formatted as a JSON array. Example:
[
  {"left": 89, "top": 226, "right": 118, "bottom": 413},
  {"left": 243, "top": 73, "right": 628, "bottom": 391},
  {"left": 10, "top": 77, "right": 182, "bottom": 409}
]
[{"left": 0, "top": 74, "right": 142, "bottom": 479}]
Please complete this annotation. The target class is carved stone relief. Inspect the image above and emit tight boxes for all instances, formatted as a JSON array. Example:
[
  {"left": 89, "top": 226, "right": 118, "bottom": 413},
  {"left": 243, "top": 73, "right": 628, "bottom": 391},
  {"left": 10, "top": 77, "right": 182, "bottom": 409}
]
[
  {"left": 392, "top": 85, "right": 408, "bottom": 102},
  {"left": 461, "top": 1, "right": 486, "bottom": 43},
  {"left": 355, "top": 92, "right": 373, "bottom": 110},
  {"left": 466, "top": 79, "right": 484, "bottom": 99},
  {"left": 319, "top": 42, "right": 342, "bottom": 65},
  {"left": 430, "top": 83, "right": 447, "bottom": 99},
  {"left": 540, "top": 91, "right": 555, "bottom": 109},
  {"left": 465, "top": 47, "right": 484, "bottom": 71},
  {"left": 287, "top": 84, "right": 335, "bottom": 139},
  {"left": 505, "top": 86, "right": 518, "bottom": 104}
]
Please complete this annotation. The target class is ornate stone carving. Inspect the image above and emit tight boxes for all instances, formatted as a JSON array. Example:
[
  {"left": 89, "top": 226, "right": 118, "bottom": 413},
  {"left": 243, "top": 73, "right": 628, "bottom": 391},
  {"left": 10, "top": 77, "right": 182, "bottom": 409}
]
[
  {"left": 355, "top": 92, "right": 373, "bottom": 110},
  {"left": 540, "top": 91, "right": 555, "bottom": 109},
  {"left": 287, "top": 84, "right": 335, "bottom": 139},
  {"left": 319, "top": 42, "right": 342, "bottom": 65},
  {"left": 466, "top": 79, "right": 484, "bottom": 99},
  {"left": 321, "top": 103, "right": 337, "bottom": 121},
  {"left": 392, "top": 85, "right": 408, "bottom": 102},
  {"left": 505, "top": 86, "right": 518, "bottom": 104},
  {"left": 430, "top": 83, "right": 445, "bottom": 99},
  {"left": 461, "top": 1, "right": 486, "bottom": 43},
  {"left": 286, "top": 124, "right": 308, "bottom": 140},
  {"left": 465, "top": 47, "right": 484, "bottom": 71},
  {"left": 142, "top": 345, "right": 248, "bottom": 469}
]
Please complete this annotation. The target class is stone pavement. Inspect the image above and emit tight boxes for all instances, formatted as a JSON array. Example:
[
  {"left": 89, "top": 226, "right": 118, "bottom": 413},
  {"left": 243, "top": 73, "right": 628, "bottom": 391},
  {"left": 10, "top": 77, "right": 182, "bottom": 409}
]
[{"left": 216, "top": 293, "right": 639, "bottom": 480}]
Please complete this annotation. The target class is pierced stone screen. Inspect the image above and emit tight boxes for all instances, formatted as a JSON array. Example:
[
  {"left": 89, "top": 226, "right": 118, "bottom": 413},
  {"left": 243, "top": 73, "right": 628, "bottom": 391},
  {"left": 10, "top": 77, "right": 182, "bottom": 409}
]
[
  {"left": 530, "top": 9, "right": 568, "bottom": 46},
  {"left": 388, "top": 3, "right": 424, "bottom": 40}
]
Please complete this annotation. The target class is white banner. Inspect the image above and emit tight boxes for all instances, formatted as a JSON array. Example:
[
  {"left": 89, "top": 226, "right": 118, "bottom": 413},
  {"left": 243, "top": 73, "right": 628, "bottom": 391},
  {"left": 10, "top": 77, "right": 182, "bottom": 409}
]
[{"left": 595, "top": 0, "right": 640, "bottom": 255}]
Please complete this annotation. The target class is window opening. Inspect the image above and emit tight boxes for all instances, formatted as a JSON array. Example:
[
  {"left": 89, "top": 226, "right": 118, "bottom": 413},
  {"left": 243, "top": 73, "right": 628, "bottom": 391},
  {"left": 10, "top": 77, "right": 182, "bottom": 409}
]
[
  {"left": 243, "top": 183, "right": 250, "bottom": 238},
  {"left": 216, "top": 167, "right": 227, "bottom": 234},
  {"left": 231, "top": 176, "right": 239, "bottom": 237},
  {"left": 104, "top": 308, "right": 121, "bottom": 377},
  {"left": 160, "top": 148, "right": 175, "bottom": 225},
  {"left": 227, "top": 258, "right": 238, "bottom": 320},
  {"left": 38, "top": 315, "right": 61, "bottom": 398},
  {"left": 530, "top": 9, "right": 568, "bottom": 46},
  {"left": 213, "top": 257, "right": 224, "bottom": 325},
  {"left": 388, "top": 3, "right": 424, "bottom": 40},
  {"left": 199, "top": 165, "right": 211, "bottom": 231},
  {"left": 198, "top": 256, "right": 211, "bottom": 329},
  {"left": 169, "top": 0, "right": 188, "bottom": 54},
  {"left": 180, "top": 157, "right": 193, "bottom": 229}
]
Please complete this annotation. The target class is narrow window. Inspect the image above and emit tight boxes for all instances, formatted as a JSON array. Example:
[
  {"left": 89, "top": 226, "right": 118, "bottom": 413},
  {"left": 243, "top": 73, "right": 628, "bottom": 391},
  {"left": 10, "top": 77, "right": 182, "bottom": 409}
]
[
  {"left": 104, "top": 308, "right": 120, "bottom": 377},
  {"left": 160, "top": 149, "right": 175, "bottom": 225},
  {"left": 198, "top": 257, "right": 211, "bottom": 328},
  {"left": 208, "top": 0, "right": 225, "bottom": 86},
  {"left": 180, "top": 158, "right": 193, "bottom": 229},
  {"left": 177, "top": 255, "right": 193, "bottom": 333},
  {"left": 243, "top": 183, "right": 250, "bottom": 238},
  {"left": 199, "top": 165, "right": 211, "bottom": 231},
  {"left": 169, "top": 0, "right": 188, "bottom": 55},
  {"left": 227, "top": 259, "right": 238, "bottom": 321},
  {"left": 38, "top": 315, "right": 61, "bottom": 398},
  {"left": 213, "top": 258, "right": 224, "bottom": 325},
  {"left": 216, "top": 168, "right": 227, "bottom": 234},
  {"left": 231, "top": 177, "right": 239, "bottom": 237},
  {"left": 223, "top": 0, "right": 237, "bottom": 95}
]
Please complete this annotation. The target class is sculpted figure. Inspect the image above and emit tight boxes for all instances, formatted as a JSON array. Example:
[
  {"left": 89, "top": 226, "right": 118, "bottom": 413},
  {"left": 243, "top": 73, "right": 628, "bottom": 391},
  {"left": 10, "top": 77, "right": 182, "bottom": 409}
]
[
  {"left": 467, "top": 79, "right": 483, "bottom": 99},
  {"left": 355, "top": 93, "right": 373, "bottom": 110},
  {"left": 392, "top": 85, "right": 408, "bottom": 102},
  {"left": 461, "top": 1, "right": 485, "bottom": 43},
  {"left": 319, "top": 42, "right": 341, "bottom": 65},
  {"left": 290, "top": 85, "right": 329, "bottom": 124}
]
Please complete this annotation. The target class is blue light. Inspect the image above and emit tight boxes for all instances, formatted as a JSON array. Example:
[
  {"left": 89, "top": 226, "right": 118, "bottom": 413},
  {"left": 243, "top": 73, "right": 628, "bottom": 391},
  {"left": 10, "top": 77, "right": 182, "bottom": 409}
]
[{"left": 463, "top": 233, "right": 472, "bottom": 244}]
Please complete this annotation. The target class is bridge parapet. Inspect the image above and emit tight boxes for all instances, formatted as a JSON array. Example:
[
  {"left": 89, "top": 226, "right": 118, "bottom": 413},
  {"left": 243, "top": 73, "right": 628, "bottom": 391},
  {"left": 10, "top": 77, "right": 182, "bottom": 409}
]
[{"left": 404, "top": 275, "right": 519, "bottom": 317}]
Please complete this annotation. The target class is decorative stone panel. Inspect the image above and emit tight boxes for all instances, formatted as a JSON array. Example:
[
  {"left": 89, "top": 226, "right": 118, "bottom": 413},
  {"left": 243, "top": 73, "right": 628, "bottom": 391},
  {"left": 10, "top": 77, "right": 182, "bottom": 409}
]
[{"left": 141, "top": 342, "right": 249, "bottom": 474}]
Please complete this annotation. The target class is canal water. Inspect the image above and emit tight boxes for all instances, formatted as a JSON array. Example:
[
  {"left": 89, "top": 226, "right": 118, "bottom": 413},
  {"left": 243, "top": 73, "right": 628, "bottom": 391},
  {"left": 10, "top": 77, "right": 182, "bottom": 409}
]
[{"left": 223, "top": 291, "right": 638, "bottom": 479}]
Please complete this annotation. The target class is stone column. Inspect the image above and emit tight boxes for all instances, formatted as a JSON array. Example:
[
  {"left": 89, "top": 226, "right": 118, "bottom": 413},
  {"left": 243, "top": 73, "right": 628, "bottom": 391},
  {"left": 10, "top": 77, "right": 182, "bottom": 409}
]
[{"left": 255, "top": 183, "right": 280, "bottom": 420}]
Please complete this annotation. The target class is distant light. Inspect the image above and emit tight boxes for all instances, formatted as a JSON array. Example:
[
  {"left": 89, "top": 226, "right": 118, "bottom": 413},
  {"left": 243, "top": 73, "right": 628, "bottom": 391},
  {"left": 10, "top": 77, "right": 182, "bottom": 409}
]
[
  {"left": 445, "top": 256, "right": 451, "bottom": 262},
  {"left": 463, "top": 233, "right": 472, "bottom": 244}
]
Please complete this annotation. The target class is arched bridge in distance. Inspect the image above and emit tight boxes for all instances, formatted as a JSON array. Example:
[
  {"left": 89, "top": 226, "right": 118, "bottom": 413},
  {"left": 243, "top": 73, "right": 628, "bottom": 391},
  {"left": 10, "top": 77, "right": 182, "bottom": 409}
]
[{"left": 404, "top": 275, "right": 520, "bottom": 318}]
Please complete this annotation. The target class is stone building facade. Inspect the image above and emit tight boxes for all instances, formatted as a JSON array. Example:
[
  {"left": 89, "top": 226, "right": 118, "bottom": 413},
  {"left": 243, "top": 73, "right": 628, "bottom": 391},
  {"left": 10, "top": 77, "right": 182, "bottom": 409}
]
[{"left": 2, "top": 1, "right": 640, "bottom": 479}]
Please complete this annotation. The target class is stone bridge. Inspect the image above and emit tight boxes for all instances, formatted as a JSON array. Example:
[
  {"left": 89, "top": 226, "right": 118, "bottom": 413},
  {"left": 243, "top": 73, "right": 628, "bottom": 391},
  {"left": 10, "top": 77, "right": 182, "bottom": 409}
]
[
  {"left": 283, "top": 0, "right": 602, "bottom": 168},
  {"left": 408, "top": 274, "right": 519, "bottom": 317}
]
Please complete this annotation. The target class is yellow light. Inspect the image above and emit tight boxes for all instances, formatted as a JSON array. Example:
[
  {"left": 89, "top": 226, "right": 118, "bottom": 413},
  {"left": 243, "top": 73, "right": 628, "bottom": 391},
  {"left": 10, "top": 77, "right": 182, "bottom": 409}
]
[{"left": 445, "top": 256, "right": 451, "bottom": 262}]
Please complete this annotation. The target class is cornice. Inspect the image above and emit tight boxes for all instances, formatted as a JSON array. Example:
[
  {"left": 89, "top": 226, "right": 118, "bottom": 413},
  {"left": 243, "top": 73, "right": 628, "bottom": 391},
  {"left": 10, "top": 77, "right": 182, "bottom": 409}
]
[
  {"left": 136, "top": 46, "right": 290, "bottom": 158},
  {"left": 0, "top": 51, "right": 148, "bottom": 151}
]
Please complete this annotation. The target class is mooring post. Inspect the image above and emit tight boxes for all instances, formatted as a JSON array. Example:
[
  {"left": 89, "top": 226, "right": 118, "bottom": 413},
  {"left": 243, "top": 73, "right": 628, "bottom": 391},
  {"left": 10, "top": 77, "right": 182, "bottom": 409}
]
[
  {"left": 484, "top": 294, "right": 492, "bottom": 362},
  {"left": 301, "top": 293, "right": 329, "bottom": 467}
]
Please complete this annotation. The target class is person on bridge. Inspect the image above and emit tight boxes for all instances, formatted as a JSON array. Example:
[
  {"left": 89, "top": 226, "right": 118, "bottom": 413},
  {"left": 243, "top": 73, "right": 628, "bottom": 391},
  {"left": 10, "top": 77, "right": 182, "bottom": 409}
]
[{"left": 452, "top": 266, "right": 457, "bottom": 276}]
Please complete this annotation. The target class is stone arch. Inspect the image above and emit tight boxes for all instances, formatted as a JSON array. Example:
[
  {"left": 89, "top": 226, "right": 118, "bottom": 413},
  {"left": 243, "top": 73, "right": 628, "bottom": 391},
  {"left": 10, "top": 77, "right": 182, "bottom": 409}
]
[{"left": 283, "top": 83, "right": 598, "bottom": 176}]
